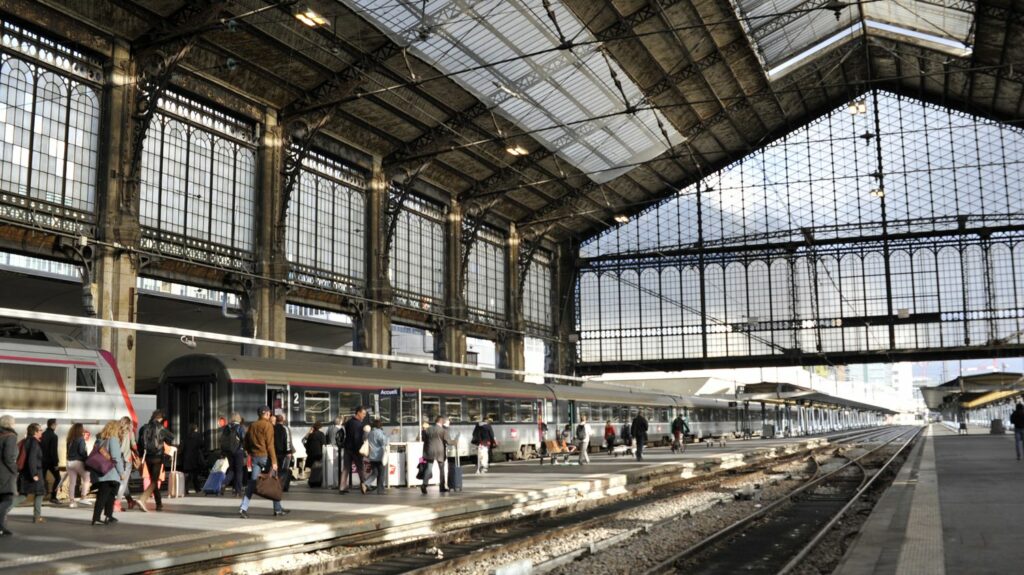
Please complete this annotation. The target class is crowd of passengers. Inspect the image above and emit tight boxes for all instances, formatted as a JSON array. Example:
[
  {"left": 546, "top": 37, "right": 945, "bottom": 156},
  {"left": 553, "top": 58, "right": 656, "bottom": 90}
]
[{"left": 0, "top": 406, "right": 693, "bottom": 535}]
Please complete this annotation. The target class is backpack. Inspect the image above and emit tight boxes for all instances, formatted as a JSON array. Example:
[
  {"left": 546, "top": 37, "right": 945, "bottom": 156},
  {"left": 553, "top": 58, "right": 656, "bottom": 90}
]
[
  {"left": 142, "top": 422, "right": 165, "bottom": 455},
  {"left": 220, "top": 424, "right": 242, "bottom": 455},
  {"left": 334, "top": 425, "right": 347, "bottom": 449},
  {"left": 16, "top": 438, "right": 27, "bottom": 472},
  {"left": 471, "top": 424, "right": 481, "bottom": 446},
  {"left": 575, "top": 424, "right": 586, "bottom": 441}
]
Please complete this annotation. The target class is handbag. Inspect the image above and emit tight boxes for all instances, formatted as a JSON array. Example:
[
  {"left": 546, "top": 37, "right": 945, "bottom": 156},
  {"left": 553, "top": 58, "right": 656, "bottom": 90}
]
[
  {"left": 358, "top": 440, "right": 370, "bottom": 457},
  {"left": 381, "top": 445, "right": 390, "bottom": 467},
  {"left": 255, "top": 472, "right": 284, "bottom": 501},
  {"left": 85, "top": 440, "right": 115, "bottom": 475},
  {"left": 415, "top": 457, "right": 430, "bottom": 480}
]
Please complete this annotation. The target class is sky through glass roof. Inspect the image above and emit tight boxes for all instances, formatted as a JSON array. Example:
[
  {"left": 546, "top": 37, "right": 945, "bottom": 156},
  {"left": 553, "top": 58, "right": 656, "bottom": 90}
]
[
  {"left": 342, "top": 0, "right": 683, "bottom": 183},
  {"left": 731, "top": 0, "right": 976, "bottom": 78}
]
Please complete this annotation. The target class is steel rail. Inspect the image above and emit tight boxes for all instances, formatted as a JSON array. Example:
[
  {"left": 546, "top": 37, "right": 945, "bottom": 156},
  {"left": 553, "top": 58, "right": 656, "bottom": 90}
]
[{"left": 639, "top": 425, "right": 919, "bottom": 575}]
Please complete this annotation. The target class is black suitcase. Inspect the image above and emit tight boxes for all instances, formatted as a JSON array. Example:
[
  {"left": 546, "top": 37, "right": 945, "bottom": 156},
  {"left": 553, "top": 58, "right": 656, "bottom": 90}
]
[
  {"left": 447, "top": 455, "right": 463, "bottom": 492},
  {"left": 308, "top": 461, "right": 323, "bottom": 488}
]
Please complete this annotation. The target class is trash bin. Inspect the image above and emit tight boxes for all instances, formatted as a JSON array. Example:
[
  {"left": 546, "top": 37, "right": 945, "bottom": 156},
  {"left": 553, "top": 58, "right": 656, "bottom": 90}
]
[
  {"left": 762, "top": 424, "right": 775, "bottom": 439},
  {"left": 990, "top": 419, "right": 1006, "bottom": 434}
]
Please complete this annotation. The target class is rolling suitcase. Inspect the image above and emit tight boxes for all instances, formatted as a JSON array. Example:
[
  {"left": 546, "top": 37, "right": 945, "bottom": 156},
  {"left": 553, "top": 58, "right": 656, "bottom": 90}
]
[
  {"left": 447, "top": 455, "right": 463, "bottom": 492},
  {"left": 203, "top": 471, "right": 226, "bottom": 495},
  {"left": 308, "top": 460, "right": 323, "bottom": 488},
  {"left": 323, "top": 445, "right": 338, "bottom": 489},
  {"left": 166, "top": 447, "right": 185, "bottom": 498}
]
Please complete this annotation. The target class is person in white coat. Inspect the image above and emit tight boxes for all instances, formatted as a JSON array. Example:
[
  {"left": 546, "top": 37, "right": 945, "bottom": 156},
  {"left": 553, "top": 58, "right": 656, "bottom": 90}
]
[{"left": 577, "top": 416, "right": 592, "bottom": 465}]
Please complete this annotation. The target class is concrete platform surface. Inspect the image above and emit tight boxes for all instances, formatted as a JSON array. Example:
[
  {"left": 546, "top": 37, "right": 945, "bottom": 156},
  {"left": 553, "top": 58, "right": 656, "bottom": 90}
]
[
  {"left": 836, "top": 424, "right": 1024, "bottom": 575},
  {"left": 0, "top": 433, "right": 842, "bottom": 575}
]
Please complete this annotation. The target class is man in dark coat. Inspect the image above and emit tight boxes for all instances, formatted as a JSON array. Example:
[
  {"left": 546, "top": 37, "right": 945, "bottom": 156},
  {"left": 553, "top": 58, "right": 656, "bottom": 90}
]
[
  {"left": 274, "top": 415, "right": 294, "bottom": 491},
  {"left": 0, "top": 415, "right": 18, "bottom": 535},
  {"left": 340, "top": 407, "right": 367, "bottom": 494},
  {"left": 179, "top": 424, "right": 207, "bottom": 494},
  {"left": 40, "top": 419, "right": 60, "bottom": 504},
  {"left": 631, "top": 411, "right": 649, "bottom": 461},
  {"left": 15, "top": 423, "right": 45, "bottom": 523},
  {"left": 421, "top": 416, "right": 450, "bottom": 494}
]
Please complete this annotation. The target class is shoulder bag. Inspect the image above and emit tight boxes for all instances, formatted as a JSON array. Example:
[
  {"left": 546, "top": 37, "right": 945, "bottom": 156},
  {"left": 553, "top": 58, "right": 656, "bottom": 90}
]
[
  {"left": 255, "top": 471, "right": 283, "bottom": 501},
  {"left": 85, "top": 439, "right": 115, "bottom": 475}
]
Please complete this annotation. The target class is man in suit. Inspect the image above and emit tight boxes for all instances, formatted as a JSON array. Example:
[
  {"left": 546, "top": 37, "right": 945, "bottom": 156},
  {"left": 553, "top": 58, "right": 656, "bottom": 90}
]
[
  {"left": 421, "top": 416, "right": 450, "bottom": 494},
  {"left": 40, "top": 419, "right": 60, "bottom": 504}
]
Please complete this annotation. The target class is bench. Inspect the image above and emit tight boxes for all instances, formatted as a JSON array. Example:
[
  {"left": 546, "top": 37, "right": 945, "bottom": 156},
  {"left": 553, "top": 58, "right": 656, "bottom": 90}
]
[{"left": 538, "top": 439, "right": 575, "bottom": 465}]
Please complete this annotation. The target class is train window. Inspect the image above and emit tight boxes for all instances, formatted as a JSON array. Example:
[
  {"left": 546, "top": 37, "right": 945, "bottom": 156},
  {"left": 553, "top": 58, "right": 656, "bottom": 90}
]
[
  {"left": 629, "top": 406, "right": 638, "bottom": 421},
  {"left": 501, "top": 400, "right": 517, "bottom": 423},
  {"left": 338, "top": 392, "right": 362, "bottom": 418},
  {"left": 304, "top": 391, "right": 331, "bottom": 424},
  {"left": 401, "top": 393, "right": 419, "bottom": 424},
  {"left": 376, "top": 395, "right": 395, "bottom": 424},
  {"left": 602, "top": 405, "right": 613, "bottom": 423},
  {"left": 612, "top": 406, "right": 623, "bottom": 423},
  {"left": 75, "top": 368, "right": 104, "bottom": 392},
  {"left": 422, "top": 396, "right": 441, "bottom": 422},
  {"left": 555, "top": 400, "right": 569, "bottom": 423},
  {"left": 0, "top": 363, "right": 67, "bottom": 411},
  {"left": 578, "top": 403, "right": 590, "bottom": 421},
  {"left": 445, "top": 397, "right": 464, "bottom": 423},
  {"left": 519, "top": 401, "right": 535, "bottom": 423},
  {"left": 466, "top": 398, "right": 482, "bottom": 422},
  {"left": 485, "top": 399, "right": 501, "bottom": 423},
  {"left": 657, "top": 408, "right": 669, "bottom": 423}
]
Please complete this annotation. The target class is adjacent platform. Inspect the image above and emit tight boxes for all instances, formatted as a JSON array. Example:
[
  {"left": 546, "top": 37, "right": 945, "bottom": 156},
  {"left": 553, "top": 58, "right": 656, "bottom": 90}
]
[
  {"left": 837, "top": 424, "right": 1024, "bottom": 575},
  {"left": 0, "top": 433, "right": 838, "bottom": 575}
]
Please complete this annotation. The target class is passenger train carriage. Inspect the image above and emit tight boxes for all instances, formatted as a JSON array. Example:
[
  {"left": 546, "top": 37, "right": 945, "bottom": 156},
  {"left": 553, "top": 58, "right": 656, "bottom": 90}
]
[
  {"left": 158, "top": 354, "right": 753, "bottom": 460},
  {"left": 0, "top": 325, "right": 153, "bottom": 464}
]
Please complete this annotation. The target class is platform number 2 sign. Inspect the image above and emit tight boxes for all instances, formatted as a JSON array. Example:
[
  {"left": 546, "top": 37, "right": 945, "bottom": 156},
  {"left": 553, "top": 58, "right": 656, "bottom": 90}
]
[{"left": 292, "top": 392, "right": 300, "bottom": 412}]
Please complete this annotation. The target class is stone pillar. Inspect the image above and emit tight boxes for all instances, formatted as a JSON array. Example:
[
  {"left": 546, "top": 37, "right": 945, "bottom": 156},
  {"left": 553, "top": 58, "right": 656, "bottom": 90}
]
[
  {"left": 93, "top": 39, "right": 139, "bottom": 391},
  {"left": 546, "top": 238, "right": 576, "bottom": 380},
  {"left": 434, "top": 199, "right": 466, "bottom": 374},
  {"left": 354, "top": 156, "right": 392, "bottom": 366},
  {"left": 247, "top": 110, "right": 287, "bottom": 358},
  {"left": 497, "top": 224, "right": 524, "bottom": 379}
]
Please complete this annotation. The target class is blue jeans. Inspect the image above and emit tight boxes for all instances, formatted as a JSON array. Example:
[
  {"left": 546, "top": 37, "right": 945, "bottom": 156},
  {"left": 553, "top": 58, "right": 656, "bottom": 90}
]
[
  {"left": 1015, "top": 429, "right": 1024, "bottom": 459},
  {"left": 240, "top": 456, "right": 282, "bottom": 513}
]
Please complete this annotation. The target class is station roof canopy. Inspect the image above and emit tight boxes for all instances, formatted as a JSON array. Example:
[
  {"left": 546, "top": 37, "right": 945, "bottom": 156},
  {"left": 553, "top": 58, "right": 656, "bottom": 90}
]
[
  {"left": 738, "top": 382, "right": 897, "bottom": 414},
  {"left": 42, "top": 0, "right": 1023, "bottom": 244},
  {"left": 920, "top": 372, "right": 1024, "bottom": 410}
]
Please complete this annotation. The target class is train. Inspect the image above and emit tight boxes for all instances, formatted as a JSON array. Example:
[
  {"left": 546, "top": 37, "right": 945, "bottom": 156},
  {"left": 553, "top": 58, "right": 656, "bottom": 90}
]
[
  {"left": 157, "top": 353, "right": 823, "bottom": 461},
  {"left": 0, "top": 325, "right": 155, "bottom": 464}
]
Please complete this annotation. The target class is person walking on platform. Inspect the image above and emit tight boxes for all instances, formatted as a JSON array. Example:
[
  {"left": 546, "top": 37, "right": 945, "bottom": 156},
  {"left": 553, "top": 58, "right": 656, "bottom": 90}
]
[
  {"left": 15, "top": 423, "right": 46, "bottom": 523},
  {"left": 90, "top": 420, "right": 125, "bottom": 526},
  {"left": 64, "top": 423, "right": 91, "bottom": 508},
  {"left": 1011, "top": 404, "right": 1024, "bottom": 461},
  {"left": 220, "top": 414, "right": 246, "bottom": 497},
  {"left": 302, "top": 423, "right": 326, "bottom": 473},
  {"left": 473, "top": 418, "right": 495, "bottom": 474},
  {"left": 621, "top": 421, "right": 633, "bottom": 454},
  {"left": 116, "top": 417, "right": 139, "bottom": 511},
  {"left": 671, "top": 414, "right": 689, "bottom": 454},
  {"left": 274, "top": 415, "right": 294, "bottom": 492},
  {"left": 325, "top": 415, "right": 344, "bottom": 488},
  {"left": 367, "top": 419, "right": 389, "bottom": 494},
  {"left": 631, "top": 411, "right": 649, "bottom": 461},
  {"left": 603, "top": 420, "right": 616, "bottom": 453},
  {"left": 137, "top": 410, "right": 175, "bottom": 512},
  {"left": 340, "top": 407, "right": 368, "bottom": 494},
  {"left": 239, "top": 406, "right": 288, "bottom": 518},
  {"left": 180, "top": 424, "right": 207, "bottom": 494},
  {"left": 40, "top": 419, "right": 60, "bottom": 504},
  {"left": 421, "top": 416, "right": 450, "bottom": 494},
  {"left": 0, "top": 415, "right": 19, "bottom": 535},
  {"left": 576, "top": 416, "right": 592, "bottom": 464}
]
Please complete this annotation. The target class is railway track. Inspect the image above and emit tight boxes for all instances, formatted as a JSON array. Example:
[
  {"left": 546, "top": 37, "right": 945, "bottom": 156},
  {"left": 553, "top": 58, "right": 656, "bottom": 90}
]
[
  {"left": 642, "top": 425, "right": 920, "bottom": 575},
  {"left": 145, "top": 428, "right": 902, "bottom": 575}
]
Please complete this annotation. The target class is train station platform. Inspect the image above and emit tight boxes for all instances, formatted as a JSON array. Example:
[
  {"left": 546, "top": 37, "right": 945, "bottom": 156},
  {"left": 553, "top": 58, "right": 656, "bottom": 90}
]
[
  {"left": 0, "top": 432, "right": 849, "bottom": 575},
  {"left": 836, "top": 424, "right": 1024, "bottom": 575}
]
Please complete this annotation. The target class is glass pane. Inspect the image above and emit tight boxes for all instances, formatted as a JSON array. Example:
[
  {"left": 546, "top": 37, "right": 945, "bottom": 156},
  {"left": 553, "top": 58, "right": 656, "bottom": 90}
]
[
  {"left": 304, "top": 391, "right": 330, "bottom": 424},
  {"left": 485, "top": 399, "right": 501, "bottom": 423},
  {"left": 445, "top": 397, "right": 464, "bottom": 423},
  {"left": 422, "top": 395, "right": 441, "bottom": 422},
  {"left": 519, "top": 400, "right": 535, "bottom": 423},
  {"left": 467, "top": 398, "right": 482, "bottom": 422},
  {"left": 502, "top": 399, "right": 517, "bottom": 423}
]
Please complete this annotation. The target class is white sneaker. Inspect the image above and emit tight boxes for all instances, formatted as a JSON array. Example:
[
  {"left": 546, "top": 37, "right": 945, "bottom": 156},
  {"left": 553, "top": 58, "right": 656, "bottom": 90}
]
[{"left": 69, "top": 501, "right": 78, "bottom": 509}]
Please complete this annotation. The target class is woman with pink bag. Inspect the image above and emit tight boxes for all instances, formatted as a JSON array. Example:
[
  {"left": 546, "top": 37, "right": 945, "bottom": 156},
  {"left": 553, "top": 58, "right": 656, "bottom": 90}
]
[{"left": 87, "top": 421, "right": 125, "bottom": 526}]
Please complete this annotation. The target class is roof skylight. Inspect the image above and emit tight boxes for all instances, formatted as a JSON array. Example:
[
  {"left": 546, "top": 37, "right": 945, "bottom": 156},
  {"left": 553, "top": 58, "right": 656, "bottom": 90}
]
[
  {"left": 342, "top": 0, "right": 682, "bottom": 184},
  {"left": 734, "top": 0, "right": 976, "bottom": 78}
]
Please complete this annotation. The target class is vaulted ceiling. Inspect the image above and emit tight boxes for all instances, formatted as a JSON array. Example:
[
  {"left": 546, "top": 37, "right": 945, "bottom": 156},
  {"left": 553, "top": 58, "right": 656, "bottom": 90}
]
[{"left": 23, "top": 0, "right": 1024, "bottom": 243}]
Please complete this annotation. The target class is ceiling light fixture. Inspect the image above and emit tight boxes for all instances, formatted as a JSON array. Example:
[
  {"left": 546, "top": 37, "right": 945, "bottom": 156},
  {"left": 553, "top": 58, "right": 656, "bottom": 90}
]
[
  {"left": 506, "top": 145, "right": 529, "bottom": 156},
  {"left": 295, "top": 8, "right": 329, "bottom": 28},
  {"left": 869, "top": 188, "right": 885, "bottom": 198},
  {"left": 847, "top": 99, "right": 867, "bottom": 115},
  {"left": 613, "top": 214, "right": 629, "bottom": 224}
]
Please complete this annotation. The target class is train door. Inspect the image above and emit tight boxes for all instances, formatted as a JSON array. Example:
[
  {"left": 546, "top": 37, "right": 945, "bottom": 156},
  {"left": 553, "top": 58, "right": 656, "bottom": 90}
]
[
  {"left": 166, "top": 378, "right": 214, "bottom": 449},
  {"left": 267, "top": 386, "right": 288, "bottom": 418}
]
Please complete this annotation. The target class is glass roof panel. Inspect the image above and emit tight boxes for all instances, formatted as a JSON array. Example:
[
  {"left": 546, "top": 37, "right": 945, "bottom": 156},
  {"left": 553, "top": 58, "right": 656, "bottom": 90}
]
[
  {"left": 732, "top": 0, "right": 976, "bottom": 77},
  {"left": 343, "top": 0, "right": 681, "bottom": 184}
]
